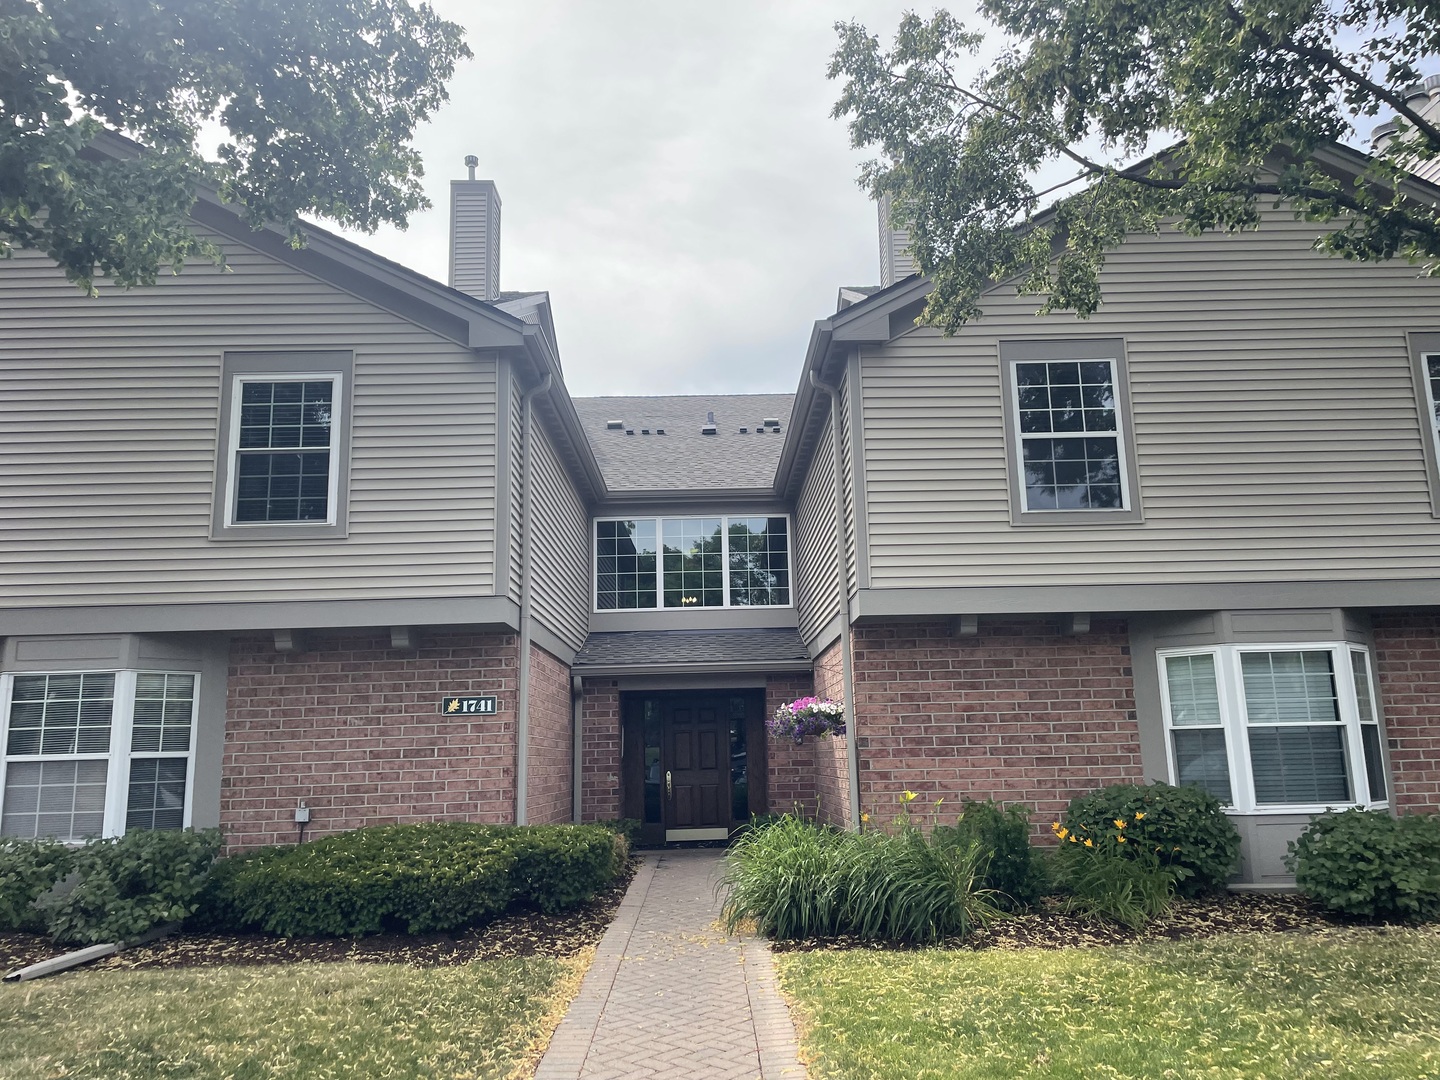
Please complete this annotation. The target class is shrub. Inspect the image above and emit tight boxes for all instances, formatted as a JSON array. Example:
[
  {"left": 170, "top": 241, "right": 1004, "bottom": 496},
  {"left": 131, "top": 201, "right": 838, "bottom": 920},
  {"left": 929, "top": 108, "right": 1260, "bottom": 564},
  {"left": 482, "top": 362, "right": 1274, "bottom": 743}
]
[
  {"left": 1062, "top": 782, "right": 1241, "bottom": 896},
  {"left": 934, "top": 800, "right": 1046, "bottom": 910},
  {"left": 0, "top": 838, "right": 77, "bottom": 933},
  {"left": 1287, "top": 809, "right": 1440, "bottom": 921},
  {"left": 35, "top": 828, "right": 222, "bottom": 945},
  {"left": 720, "top": 813, "right": 1000, "bottom": 943},
  {"left": 509, "top": 825, "right": 627, "bottom": 912},
  {"left": 598, "top": 819, "right": 642, "bottom": 848},
  {"left": 200, "top": 822, "right": 624, "bottom": 938}
]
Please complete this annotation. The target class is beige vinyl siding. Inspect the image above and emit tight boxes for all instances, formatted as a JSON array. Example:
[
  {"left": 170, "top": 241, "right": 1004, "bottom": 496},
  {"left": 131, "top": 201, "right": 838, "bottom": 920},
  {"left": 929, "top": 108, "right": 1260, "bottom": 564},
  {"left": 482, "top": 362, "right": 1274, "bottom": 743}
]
[
  {"left": 507, "top": 374, "right": 525, "bottom": 603},
  {"left": 1, "top": 241, "right": 498, "bottom": 606},
  {"left": 839, "top": 370, "right": 858, "bottom": 599},
  {"left": 530, "top": 420, "right": 590, "bottom": 650},
  {"left": 860, "top": 210, "right": 1440, "bottom": 588},
  {"left": 795, "top": 419, "right": 841, "bottom": 643}
]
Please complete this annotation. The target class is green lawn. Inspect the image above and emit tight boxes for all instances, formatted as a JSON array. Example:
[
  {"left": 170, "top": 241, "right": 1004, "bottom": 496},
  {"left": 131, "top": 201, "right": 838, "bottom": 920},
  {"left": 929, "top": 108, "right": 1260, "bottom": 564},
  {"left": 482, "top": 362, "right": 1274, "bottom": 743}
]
[
  {"left": 778, "top": 929, "right": 1440, "bottom": 1080},
  {"left": 0, "top": 954, "right": 586, "bottom": 1080}
]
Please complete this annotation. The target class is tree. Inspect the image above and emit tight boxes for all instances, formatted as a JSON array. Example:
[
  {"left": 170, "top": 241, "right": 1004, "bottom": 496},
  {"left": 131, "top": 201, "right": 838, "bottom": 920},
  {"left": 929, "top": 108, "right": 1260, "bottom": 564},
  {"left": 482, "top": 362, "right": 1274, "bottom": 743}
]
[
  {"left": 829, "top": 2, "right": 1440, "bottom": 333},
  {"left": 1, "top": 0, "right": 470, "bottom": 293}
]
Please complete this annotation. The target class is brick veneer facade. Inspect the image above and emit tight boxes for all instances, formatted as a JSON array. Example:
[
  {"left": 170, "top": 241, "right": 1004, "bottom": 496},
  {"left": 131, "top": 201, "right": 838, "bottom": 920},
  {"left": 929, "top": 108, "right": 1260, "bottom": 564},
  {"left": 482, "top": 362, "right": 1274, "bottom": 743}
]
[
  {"left": 525, "top": 644, "right": 573, "bottom": 825},
  {"left": 221, "top": 630, "right": 517, "bottom": 849},
  {"left": 811, "top": 640, "right": 851, "bottom": 826},
  {"left": 579, "top": 679, "right": 622, "bottom": 822},
  {"left": 1372, "top": 613, "right": 1440, "bottom": 813},
  {"left": 849, "top": 618, "right": 1144, "bottom": 827}
]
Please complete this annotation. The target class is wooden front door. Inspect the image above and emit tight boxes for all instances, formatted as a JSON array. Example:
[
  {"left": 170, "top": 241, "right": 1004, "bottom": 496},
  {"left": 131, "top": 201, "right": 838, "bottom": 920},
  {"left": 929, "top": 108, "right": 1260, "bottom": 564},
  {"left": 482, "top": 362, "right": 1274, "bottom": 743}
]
[{"left": 663, "top": 698, "right": 729, "bottom": 840}]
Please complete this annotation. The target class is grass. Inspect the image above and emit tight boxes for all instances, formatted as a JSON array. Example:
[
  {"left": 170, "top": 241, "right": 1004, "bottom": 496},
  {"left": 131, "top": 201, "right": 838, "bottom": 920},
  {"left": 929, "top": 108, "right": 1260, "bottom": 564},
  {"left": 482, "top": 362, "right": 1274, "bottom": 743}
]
[
  {"left": 778, "top": 928, "right": 1440, "bottom": 1079},
  {"left": 0, "top": 952, "right": 589, "bottom": 1079}
]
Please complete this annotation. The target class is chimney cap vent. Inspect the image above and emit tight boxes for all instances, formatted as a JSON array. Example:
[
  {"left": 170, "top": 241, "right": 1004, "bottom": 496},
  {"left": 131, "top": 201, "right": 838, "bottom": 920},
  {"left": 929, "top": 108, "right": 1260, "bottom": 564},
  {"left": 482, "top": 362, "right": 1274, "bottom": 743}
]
[{"left": 701, "top": 424, "right": 718, "bottom": 435}]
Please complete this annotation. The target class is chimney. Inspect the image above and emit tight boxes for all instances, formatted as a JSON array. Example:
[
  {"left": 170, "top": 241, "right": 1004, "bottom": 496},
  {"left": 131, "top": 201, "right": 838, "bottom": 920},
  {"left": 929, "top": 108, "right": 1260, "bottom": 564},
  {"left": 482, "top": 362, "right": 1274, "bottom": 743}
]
[
  {"left": 450, "top": 155, "right": 501, "bottom": 301},
  {"left": 877, "top": 191, "right": 917, "bottom": 288}
]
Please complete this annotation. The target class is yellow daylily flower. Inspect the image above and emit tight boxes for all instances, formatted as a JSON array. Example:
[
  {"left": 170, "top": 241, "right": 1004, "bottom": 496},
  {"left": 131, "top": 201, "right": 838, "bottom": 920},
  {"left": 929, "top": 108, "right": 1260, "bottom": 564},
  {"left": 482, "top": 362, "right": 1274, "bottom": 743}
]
[
  {"left": 1056, "top": 827, "right": 1070, "bottom": 841},
  {"left": 860, "top": 812, "right": 870, "bottom": 824},
  {"left": 1084, "top": 838, "right": 1094, "bottom": 848},
  {"left": 1113, "top": 818, "right": 1127, "bottom": 829},
  {"left": 1116, "top": 835, "right": 1127, "bottom": 843},
  {"left": 1051, "top": 821, "right": 1063, "bottom": 833},
  {"left": 1133, "top": 811, "right": 1146, "bottom": 820},
  {"left": 1069, "top": 836, "right": 1079, "bottom": 843},
  {"left": 901, "top": 790, "right": 919, "bottom": 803}
]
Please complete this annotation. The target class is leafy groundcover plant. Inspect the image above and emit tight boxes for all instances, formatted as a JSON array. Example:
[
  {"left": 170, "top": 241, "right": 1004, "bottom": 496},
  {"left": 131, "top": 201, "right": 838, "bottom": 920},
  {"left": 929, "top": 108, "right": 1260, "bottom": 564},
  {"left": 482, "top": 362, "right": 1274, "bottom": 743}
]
[
  {"left": 1287, "top": 808, "right": 1440, "bottom": 921},
  {"left": 720, "top": 803, "right": 1000, "bottom": 943},
  {"left": 197, "top": 822, "right": 626, "bottom": 938},
  {"left": 1062, "top": 782, "right": 1241, "bottom": 897}
]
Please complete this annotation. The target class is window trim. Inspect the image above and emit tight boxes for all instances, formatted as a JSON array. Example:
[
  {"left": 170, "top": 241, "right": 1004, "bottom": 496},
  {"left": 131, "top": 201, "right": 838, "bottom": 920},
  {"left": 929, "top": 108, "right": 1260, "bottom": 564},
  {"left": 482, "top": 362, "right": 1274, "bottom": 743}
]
[
  {"left": 211, "top": 350, "right": 354, "bottom": 540},
  {"left": 591, "top": 514, "right": 794, "bottom": 613},
  {"left": 0, "top": 669, "right": 199, "bottom": 841},
  {"left": 1406, "top": 331, "right": 1440, "bottom": 518},
  {"left": 998, "top": 337, "right": 1143, "bottom": 525},
  {"left": 1157, "top": 641, "right": 1389, "bottom": 815}
]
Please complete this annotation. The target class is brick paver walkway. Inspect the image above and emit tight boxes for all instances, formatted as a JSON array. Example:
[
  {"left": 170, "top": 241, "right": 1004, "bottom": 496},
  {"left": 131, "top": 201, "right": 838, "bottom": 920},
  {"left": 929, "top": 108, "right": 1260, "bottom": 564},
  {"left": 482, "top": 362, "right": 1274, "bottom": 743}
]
[{"left": 535, "top": 849, "right": 807, "bottom": 1080}]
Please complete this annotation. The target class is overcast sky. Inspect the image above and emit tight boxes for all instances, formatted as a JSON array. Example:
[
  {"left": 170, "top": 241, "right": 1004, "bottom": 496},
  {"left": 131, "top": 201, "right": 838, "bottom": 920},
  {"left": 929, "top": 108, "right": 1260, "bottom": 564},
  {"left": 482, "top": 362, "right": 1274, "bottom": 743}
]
[{"left": 339, "top": 2, "right": 943, "bottom": 398}]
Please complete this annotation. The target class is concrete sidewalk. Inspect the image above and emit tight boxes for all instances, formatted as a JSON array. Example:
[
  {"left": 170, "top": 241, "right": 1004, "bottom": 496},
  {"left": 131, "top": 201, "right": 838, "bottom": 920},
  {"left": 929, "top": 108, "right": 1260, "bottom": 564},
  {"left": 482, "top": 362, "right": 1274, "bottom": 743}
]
[{"left": 534, "top": 849, "right": 807, "bottom": 1080}]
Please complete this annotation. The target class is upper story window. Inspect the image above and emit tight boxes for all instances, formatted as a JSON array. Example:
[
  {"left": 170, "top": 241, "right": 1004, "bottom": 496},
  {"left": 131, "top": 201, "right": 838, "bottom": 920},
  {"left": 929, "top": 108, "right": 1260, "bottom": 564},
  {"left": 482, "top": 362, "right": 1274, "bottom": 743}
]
[
  {"left": 1409, "top": 332, "right": 1440, "bottom": 517},
  {"left": 1158, "top": 643, "right": 1387, "bottom": 813},
  {"left": 211, "top": 351, "right": 353, "bottom": 540},
  {"left": 595, "top": 516, "right": 790, "bottom": 610},
  {"left": 1, "top": 671, "right": 198, "bottom": 841},
  {"left": 999, "top": 338, "right": 1142, "bottom": 525}
]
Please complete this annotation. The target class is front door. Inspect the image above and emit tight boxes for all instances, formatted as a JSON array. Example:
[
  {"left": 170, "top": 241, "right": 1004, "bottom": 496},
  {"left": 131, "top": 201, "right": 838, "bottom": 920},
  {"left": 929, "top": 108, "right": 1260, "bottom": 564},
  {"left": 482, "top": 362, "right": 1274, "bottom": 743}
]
[
  {"left": 619, "top": 690, "right": 767, "bottom": 845},
  {"left": 663, "top": 698, "right": 728, "bottom": 841}
]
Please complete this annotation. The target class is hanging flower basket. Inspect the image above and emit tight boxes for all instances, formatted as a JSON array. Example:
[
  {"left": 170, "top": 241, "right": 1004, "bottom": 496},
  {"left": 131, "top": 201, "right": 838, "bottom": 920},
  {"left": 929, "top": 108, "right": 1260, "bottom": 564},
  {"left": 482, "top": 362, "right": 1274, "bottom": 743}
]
[{"left": 768, "top": 696, "right": 845, "bottom": 743}]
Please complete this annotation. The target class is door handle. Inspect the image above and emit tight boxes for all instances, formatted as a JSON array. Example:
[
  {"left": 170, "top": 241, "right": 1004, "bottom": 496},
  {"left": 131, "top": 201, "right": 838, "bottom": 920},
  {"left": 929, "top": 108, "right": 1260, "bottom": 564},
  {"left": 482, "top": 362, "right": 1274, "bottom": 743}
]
[{"left": 666, "top": 770, "right": 673, "bottom": 797}]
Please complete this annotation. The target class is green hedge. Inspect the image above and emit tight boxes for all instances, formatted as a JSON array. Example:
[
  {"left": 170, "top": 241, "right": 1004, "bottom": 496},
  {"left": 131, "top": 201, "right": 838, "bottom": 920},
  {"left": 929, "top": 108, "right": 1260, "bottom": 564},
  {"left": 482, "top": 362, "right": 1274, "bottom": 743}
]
[
  {"left": 199, "top": 822, "right": 627, "bottom": 937},
  {"left": 1288, "top": 809, "right": 1440, "bottom": 921},
  {"left": 0, "top": 838, "right": 78, "bottom": 933}
]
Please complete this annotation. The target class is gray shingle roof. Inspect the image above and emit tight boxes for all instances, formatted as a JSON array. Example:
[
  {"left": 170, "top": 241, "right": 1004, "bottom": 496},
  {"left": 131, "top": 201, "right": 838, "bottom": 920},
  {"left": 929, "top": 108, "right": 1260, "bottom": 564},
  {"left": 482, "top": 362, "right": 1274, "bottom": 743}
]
[
  {"left": 573, "top": 628, "right": 811, "bottom": 673},
  {"left": 570, "top": 394, "right": 795, "bottom": 491}
]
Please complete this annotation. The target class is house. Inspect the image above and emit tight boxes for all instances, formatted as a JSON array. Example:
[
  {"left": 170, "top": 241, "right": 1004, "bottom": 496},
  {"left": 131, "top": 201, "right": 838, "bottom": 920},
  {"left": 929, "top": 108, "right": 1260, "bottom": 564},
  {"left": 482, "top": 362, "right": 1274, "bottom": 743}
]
[{"left": 5, "top": 98, "right": 1440, "bottom": 885}]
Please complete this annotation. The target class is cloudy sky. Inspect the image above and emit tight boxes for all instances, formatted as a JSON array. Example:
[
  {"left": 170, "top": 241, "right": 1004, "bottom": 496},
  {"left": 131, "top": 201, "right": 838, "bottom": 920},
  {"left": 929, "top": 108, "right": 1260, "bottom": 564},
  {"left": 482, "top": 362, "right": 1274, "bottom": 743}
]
[{"left": 340, "top": 2, "right": 942, "bottom": 397}]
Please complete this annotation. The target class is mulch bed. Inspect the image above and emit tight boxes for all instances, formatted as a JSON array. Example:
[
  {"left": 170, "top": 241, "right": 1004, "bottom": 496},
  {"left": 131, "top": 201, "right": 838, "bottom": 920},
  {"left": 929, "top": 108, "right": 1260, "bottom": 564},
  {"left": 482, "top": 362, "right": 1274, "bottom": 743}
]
[
  {"left": 772, "top": 891, "right": 1424, "bottom": 952},
  {"left": 0, "top": 861, "right": 635, "bottom": 975}
]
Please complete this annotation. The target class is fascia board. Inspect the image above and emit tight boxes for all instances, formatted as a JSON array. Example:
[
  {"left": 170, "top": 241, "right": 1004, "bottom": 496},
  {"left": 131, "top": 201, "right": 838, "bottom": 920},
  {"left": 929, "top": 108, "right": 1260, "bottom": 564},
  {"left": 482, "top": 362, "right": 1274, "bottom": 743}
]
[
  {"left": 523, "top": 326, "right": 608, "bottom": 505},
  {"left": 571, "top": 660, "right": 814, "bottom": 677},
  {"left": 596, "top": 487, "right": 784, "bottom": 507}
]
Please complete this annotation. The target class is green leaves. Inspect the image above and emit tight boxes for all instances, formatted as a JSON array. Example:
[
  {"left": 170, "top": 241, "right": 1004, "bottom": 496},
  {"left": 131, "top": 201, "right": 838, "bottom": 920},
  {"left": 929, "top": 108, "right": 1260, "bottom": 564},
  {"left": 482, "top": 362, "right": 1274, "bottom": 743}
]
[
  {"left": 830, "top": 3, "right": 1440, "bottom": 332},
  {"left": 1287, "top": 808, "right": 1440, "bottom": 920},
  {"left": 1, "top": 0, "right": 470, "bottom": 293}
]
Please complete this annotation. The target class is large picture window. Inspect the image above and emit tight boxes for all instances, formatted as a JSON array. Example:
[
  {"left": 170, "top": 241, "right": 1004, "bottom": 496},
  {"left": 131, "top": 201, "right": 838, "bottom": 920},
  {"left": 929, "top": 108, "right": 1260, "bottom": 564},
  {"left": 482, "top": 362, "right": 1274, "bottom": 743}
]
[
  {"left": 0, "top": 671, "right": 197, "bottom": 841},
  {"left": 1158, "top": 644, "right": 1387, "bottom": 812},
  {"left": 595, "top": 516, "right": 790, "bottom": 610}
]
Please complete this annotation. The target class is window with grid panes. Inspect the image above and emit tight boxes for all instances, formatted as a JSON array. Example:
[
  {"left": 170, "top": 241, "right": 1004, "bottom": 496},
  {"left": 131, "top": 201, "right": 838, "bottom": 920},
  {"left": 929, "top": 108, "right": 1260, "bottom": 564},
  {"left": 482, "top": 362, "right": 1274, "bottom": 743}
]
[
  {"left": 1, "top": 672, "right": 198, "bottom": 841},
  {"left": 1013, "top": 359, "right": 1126, "bottom": 510},
  {"left": 593, "top": 516, "right": 791, "bottom": 610},
  {"left": 232, "top": 378, "right": 336, "bottom": 524},
  {"left": 1158, "top": 644, "right": 1388, "bottom": 811}
]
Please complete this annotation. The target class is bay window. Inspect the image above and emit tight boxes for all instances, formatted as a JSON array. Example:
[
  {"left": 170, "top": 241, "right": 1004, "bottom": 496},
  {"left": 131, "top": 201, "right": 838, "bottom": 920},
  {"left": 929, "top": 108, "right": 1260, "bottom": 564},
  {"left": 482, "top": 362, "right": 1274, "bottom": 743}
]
[
  {"left": 595, "top": 516, "right": 790, "bottom": 610},
  {"left": 1, "top": 671, "right": 197, "bottom": 841},
  {"left": 1159, "top": 644, "right": 1387, "bottom": 812}
]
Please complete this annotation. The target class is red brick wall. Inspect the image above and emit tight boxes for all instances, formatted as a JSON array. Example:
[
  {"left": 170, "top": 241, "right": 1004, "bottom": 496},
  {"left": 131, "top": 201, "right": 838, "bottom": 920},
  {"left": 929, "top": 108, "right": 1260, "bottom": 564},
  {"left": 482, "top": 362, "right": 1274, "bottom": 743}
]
[
  {"left": 579, "top": 679, "right": 621, "bottom": 822},
  {"left": 812, "top": 639, "right": 852, "bottom": 827},
  {"left": 851, "top": 618, "right": 1142, "bottom": 827},
  {"left": 765, "top": 674, "right": 815, "bottom": 815},
  {"left": 221, "top": 630, "right": 517, "bottom": 849},
  {"left": 1372, "top": 613, "right": 1440, "bottom": 812},
  {"left": 525, "top": 644, "right": 573, "bottom": 825}
]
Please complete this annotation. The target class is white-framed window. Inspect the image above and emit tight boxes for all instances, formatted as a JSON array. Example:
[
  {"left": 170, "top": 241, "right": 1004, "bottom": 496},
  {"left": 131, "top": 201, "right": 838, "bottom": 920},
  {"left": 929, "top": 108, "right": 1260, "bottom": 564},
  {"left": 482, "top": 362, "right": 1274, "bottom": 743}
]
[
  {"left": 594, "top": 515, "right": 791, "bottom": 611},
  {"left": 1419, "top": 349, "right": 1440, "bottom": 464},
  {"left": 225, "top": 374, "right": 342, "bottom": 526},
  {"left": 1012, "top": 357, "right": 1129, "bottom": 511},
  {"left": 1158, "top": 643, "right": 1388, "bottom": 813},
  {"left": 0, "top": 671, "right": 198, "bottom": 841}
]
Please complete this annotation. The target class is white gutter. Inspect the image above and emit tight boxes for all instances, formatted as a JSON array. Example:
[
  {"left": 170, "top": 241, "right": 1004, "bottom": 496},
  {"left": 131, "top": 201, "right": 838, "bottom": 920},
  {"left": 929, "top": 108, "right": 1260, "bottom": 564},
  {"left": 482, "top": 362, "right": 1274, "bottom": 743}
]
[
  {"left": 515, "top": 372, "right": 553, "bottom": 825},
  {"left": 808, "top": 368, "right": 862, "bottom": 830}
]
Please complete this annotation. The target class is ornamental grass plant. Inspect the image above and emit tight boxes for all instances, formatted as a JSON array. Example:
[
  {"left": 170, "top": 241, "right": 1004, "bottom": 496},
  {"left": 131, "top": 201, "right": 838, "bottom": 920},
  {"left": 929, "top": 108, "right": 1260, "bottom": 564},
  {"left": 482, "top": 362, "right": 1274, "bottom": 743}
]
[{"left": 720, "top": 799, "right": 1001, "bottom": 943}]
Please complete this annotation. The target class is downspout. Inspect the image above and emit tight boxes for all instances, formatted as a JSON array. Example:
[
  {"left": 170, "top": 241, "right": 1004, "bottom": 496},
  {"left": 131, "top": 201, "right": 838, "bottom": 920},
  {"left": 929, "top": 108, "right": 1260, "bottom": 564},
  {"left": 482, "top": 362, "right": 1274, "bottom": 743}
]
[
  {"left": 809, "top": 369, "right": 862, "bottom": 830},
  {"left": 571, "top": 675, "right": 584, "bottom": 823},
  {"left": 515, "top": 372, "right": 553, "bottom": 826}
]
